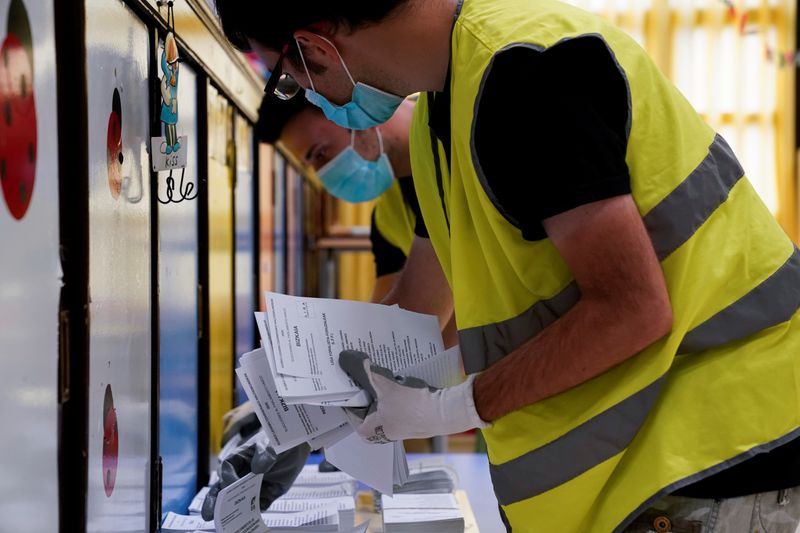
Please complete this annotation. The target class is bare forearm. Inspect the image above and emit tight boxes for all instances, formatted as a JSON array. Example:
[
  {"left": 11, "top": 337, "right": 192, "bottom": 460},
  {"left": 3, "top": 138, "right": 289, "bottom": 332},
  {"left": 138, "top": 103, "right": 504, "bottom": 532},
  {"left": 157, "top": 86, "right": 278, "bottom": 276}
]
[
  {"left": 381, "top": 237, "right": 453, "bottom": 327},
  {"left": 473, "top": 294, "right": 671, "bottom": 421},
  {"left": 371, "top": 273, "right": 399, "bottom": 303}
]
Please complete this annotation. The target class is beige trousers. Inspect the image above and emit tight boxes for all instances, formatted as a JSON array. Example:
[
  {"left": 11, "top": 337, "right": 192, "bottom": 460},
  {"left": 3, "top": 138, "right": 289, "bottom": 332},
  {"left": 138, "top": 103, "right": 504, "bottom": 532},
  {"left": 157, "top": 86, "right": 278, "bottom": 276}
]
[{"left": 623, "top": 487, "right": 800, "bottom": 533}]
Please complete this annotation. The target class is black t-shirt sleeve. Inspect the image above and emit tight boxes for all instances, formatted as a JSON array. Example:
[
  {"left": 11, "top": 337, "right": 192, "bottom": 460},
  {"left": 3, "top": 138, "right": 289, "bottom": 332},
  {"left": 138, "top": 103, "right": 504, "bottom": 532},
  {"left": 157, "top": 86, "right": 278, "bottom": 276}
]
[
  {"left": 413, "top": 214, "right": 429, "bottom": 238},
  {"left": 370, "top": 209, "right": 408, "bottom": 277},
  {"left": 398, "top": 176, "right": 429, "bottom": 239},
  {"left": 473, "top": 36, "right": 632, "bottom": 241}
]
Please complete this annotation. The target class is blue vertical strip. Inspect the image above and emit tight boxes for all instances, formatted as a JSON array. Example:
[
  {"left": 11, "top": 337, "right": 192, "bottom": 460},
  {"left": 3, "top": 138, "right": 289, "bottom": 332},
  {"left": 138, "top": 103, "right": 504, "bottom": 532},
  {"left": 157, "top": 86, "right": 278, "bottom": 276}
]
[
  {"left": 234, "top": 118, "right": 256, "bottom": 405},
  {"left": 158, "top": 64, "right": 199, "bottom": 516}
]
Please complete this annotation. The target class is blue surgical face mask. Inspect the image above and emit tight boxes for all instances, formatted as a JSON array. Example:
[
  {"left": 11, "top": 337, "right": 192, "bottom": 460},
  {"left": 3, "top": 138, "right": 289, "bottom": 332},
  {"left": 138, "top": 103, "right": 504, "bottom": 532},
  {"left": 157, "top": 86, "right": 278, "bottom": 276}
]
[
  {"left": 296, "top": 36, "right": 405, "bottom": 130},
  {"left": 317, "top": 129, "right": 394, "bottom": 203}
]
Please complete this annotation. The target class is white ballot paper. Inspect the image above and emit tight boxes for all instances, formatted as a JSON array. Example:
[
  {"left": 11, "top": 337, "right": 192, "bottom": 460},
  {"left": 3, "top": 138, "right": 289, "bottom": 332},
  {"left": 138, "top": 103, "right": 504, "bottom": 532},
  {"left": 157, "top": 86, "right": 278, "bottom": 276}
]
[
  {"left": 256, "top": 312, "right": 365, "bottom": 405},
  {"left": 213, "top": 473, "right": 268, "bottom": 533},
  {"left": 265, "top": 291, "right": 444, "bottom": 393},
  {"left": 381, "top": 493, "right": 460, "bottom": 510},
  {"left": 306, "top": 422, "right": 352, "bottom": 450},
  {"left": 324, "top": 432, "right": 407, "bottom": 496},
  {"left": 281, "top": 483, "right": 356, "bottom": 500},
  {"left": 294, "top": 465, "right": 355, "bottom": 486},
  {"left": 400, "top": 345, "right": 463, "bottom": 388},
  {"left": 162, "top": 512, "right": 214, "bottom": 531},
  {"left": 262, "top": 503, "right": 339, "bottom": 529},
  {"left": 269, "top": 496, "right": 355, "bottom": 513},
  {"left": 237, "top": 349, "right": 348, "bottom": 453}
]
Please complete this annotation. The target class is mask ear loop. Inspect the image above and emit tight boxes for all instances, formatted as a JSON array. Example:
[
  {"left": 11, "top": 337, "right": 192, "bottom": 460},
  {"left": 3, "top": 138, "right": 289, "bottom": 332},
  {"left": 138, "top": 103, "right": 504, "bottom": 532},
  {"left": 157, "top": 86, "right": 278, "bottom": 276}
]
[
  {"left": 314, "top": 34, "right": 357, "bottom": 86},
  {"left": 294, "top": 38, "right": 318, "bottom": 93},
  {"left": 375, "top": 128, "right": 385, "bottom": 155}
]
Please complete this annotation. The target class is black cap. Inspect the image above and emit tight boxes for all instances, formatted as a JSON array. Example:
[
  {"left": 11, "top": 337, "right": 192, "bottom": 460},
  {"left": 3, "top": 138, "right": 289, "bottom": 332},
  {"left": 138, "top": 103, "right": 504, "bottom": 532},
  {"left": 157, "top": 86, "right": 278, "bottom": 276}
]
[{"left": 256, "top": 93, "right": 316, "bottom": 144}]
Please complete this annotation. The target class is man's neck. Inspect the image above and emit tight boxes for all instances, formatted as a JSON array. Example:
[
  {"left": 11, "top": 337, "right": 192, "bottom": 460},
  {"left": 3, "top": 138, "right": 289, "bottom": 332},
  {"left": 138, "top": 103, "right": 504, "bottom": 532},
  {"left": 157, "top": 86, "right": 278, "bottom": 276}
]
[
  {"left": 383, "top": 101, "right": 415, "bottom": 177},
  {"left": 347, "top": 0, "right": 459, "bottom": 95}
]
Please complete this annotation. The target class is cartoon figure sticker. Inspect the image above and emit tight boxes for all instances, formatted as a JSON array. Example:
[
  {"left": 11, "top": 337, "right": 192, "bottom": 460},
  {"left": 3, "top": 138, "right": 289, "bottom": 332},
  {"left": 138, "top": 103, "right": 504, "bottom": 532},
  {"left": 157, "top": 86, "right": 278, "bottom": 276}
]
[
  {"left": 0, "top": 0, "right": 37, "bottom": 220},
  {"left": 102, "top": 383, "right": 119, "bottom": 498},
  {"left": 161, "top": 33, "right": 180, "bottom": 154},
  {"left": 151, "top": 21, "right": 195, "bottom": 204},
  {"left": 151, "top": 31, "right": 188, "bottom": 174},
  {"left": 106, "top": 88, "right": 123, "bottom": 199}
]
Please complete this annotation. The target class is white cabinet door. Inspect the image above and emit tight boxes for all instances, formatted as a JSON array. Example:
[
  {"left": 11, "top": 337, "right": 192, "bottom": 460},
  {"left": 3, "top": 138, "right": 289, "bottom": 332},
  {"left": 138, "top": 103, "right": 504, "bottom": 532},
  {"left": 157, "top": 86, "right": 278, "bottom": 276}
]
[
  {"left": 85, "top": 1, "right": 152, "bottom": 531},
  {"left": 0, "top": 1, "right": 60, "bottom": 531}
]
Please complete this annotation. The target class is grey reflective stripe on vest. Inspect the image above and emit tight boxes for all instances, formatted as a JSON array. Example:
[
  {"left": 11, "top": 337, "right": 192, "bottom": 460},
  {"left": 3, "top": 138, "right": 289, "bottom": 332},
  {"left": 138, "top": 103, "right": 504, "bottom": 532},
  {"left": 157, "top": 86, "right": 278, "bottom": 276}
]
[
  {"left": 489, "top": 378, "right": 664, "bottom": 506},
  {"left": 458, "top": 282, "right": 581, "bottom": 374},
  {"left": 458, "top": 135, "right": 789, "bottom": 372},
  {"left": 678, "top": 246, "right": 800, "bottom": 354},
  {"left": 643, "top": 134, "right": 744, "bottom": 261}
]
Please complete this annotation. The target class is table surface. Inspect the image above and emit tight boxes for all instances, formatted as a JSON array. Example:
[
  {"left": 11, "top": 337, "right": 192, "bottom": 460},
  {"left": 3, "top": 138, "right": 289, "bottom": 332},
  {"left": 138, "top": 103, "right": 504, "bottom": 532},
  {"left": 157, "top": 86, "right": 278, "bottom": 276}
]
[
  {"left": 309, "top": 452, "right": 504, "bottom": 533},
  {"left": 408, "top": 453, "right": 503, "bottom": 533}
]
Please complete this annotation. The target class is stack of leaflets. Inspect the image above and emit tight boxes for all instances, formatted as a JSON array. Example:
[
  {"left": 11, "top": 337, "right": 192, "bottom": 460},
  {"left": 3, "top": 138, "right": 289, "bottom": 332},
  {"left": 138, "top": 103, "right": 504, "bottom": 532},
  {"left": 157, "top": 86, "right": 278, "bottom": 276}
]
[
  {"left": 161, "top": 506, "right": 340, "bottom": 532},
  {"left": 171, "top": 466, "right": 361, "bottom": 532},
  {"left": 237, "top": 292, "right": 462, "bottom": 495},
  {"left": 381, "top": 494, "right": 465, "bottom": 533},
  {"left": 269, "top": 465, "right": 357, "bottom": 528}
]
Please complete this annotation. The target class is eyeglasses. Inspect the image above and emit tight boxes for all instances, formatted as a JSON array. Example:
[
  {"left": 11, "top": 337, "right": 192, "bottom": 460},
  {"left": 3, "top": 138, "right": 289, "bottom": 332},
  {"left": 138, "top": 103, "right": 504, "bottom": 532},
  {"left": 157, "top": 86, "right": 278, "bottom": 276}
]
[{"left": 264, "top": 43, "right": 301, "bottom": 101}]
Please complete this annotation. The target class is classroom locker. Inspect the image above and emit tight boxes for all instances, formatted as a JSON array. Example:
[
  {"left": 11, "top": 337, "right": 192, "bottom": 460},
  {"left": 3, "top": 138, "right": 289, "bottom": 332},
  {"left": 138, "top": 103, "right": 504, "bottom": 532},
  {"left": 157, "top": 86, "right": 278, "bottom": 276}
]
[
  {"left": 273, "top": 153, "right": 287, "bottom": 295},
  {"left": 0, "top": 1, "right": 60, "bottom": 530},
  {"left": 157, "top": 57, "right": 200, "bottom": 516},
  {"left": 258, "top": 143, "right": 275, "bottom": 304},
  {"left": 286, "top": 165, "right": 304, "bottom": 296},
  {"left": 234, "top": 112, "right": 257, "bottom": 404},
  {"left": 207, "top": 82, "right": 235, "bottom": 453},
  {"left": 84, "top": 1, "right": 153, "bottom": 531}
]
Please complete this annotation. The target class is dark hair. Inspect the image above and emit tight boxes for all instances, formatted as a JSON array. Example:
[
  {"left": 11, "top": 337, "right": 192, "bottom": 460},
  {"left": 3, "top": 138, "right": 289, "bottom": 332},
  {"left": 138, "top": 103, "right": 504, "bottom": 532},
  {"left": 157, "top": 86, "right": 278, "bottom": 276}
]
[
  {"left": 256, "top": 94, "right": 318, "bottom": 144},
  {"left": 214, "top": 1, "right": 409, "bottom": 52}
]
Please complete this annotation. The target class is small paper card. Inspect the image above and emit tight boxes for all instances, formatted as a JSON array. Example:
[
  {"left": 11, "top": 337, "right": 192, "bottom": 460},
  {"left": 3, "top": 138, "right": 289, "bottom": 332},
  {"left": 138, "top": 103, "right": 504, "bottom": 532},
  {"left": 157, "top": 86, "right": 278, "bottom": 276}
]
[
  {"left": 213, "top": 472, "right": 268, "bottom": 533},
  {"left": 151, "top": 136, "right": 188, "bottom": 171}
]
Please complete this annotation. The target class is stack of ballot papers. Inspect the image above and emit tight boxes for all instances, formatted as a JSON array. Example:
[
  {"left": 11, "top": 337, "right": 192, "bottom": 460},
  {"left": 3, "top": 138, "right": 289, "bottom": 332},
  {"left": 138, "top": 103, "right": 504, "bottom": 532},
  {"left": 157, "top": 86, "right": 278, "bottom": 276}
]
[
  {"left": 162, "top": 507, "right": 340, "bottom": 532},
  {"left": 171, "top": 464, "right": 360, "bottom": 532},
  {"left": 270, "top": 465, "right": 357, "bottom": 528},
  {"left": 237, "top": 292, "right": 462, "bottom": 495},
  {"left": 392, "top": 469, "right": 456, "bottom": 495},
  {"left": 381, "top": 494, "right": 465, "bottom": 533}
]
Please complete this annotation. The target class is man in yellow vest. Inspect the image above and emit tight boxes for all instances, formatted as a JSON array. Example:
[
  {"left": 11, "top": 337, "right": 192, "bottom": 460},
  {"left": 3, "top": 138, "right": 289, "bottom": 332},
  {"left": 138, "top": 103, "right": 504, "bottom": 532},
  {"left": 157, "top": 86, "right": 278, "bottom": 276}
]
[
  {"left": 255, "top": 94, "right": 458, "bottom": 348},
  {"left": 216, "top": 1, "right": 800, "bottom": 531}
]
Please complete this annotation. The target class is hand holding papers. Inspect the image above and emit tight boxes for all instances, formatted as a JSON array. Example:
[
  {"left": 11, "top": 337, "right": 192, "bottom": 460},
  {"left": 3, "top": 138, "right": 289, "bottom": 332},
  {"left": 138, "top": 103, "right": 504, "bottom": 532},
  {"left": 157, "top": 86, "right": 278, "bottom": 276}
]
[
  {"left": 237, "top": 292, "right": 463, "bottom": 495},
  {"left": 201, "top": 413, "right": 310, "bottom": 520},
  {"left": 338, "top": 351, "right": 488, "bottom": 443}
]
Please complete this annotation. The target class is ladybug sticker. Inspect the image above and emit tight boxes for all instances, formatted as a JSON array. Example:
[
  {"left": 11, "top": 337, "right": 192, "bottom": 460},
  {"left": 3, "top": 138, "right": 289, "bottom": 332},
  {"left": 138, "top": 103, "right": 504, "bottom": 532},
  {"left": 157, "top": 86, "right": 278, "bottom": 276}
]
[
  {"left": 107, "top": 88, "right": 123, "bottom": 199},
  {"left": 0, "top": 0, "right": 37, "bottom": 220},
  {"left": 102, "top": 384, "right": 119, "bottom": 498}
]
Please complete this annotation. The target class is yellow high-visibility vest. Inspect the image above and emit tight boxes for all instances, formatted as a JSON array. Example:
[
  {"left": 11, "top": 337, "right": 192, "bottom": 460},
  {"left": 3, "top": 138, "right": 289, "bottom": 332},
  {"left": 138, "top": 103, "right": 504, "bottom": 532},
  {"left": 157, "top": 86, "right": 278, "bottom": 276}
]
[{"left": 409, "top": 0, "right": 800, "bottom": 530}]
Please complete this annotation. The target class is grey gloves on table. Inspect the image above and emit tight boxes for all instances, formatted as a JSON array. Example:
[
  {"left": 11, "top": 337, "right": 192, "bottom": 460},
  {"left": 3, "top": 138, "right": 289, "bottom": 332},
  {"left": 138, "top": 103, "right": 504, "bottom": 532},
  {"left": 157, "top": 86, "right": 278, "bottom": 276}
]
[{"left": 201, "top": 401, "right": 310, "bottom": 520}]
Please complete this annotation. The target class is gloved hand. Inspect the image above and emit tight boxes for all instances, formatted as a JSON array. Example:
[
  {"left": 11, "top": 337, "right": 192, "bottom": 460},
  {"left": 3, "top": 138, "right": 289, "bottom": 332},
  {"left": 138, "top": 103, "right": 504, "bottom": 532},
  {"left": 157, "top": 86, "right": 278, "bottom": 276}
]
[
  {"left": 338, "top": 350, "right": 489, "bottom": 444},
  {"left": 220, "top": 401, "right": 261, "bottom": 446},
  {"left": 201, "top": 404, "right": 310, "bottom": 520}
]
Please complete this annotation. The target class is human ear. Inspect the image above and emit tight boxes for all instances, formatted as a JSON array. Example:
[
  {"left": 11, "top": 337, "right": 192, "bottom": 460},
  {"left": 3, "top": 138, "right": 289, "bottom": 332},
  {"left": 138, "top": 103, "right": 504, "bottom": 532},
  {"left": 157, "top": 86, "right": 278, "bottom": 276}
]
[{"left": 293, "top": 30, "right": 339, "bottom": 71}]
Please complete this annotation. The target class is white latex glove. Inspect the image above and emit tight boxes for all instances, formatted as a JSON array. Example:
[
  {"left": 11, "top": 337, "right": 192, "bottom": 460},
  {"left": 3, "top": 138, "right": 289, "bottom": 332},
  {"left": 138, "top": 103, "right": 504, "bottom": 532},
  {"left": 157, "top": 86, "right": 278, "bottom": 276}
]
[{"left": 338, "top": 350, "right": 489, "bottom": 444}]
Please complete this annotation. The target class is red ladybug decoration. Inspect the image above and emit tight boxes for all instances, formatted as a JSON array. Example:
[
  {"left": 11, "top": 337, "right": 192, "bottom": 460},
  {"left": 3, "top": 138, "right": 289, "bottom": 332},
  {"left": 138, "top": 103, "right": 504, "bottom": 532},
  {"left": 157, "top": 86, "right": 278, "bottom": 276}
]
[
  {"left": 107, "top": 88, "right": 123, "bottom": 199},
  {"left": 0, "top": 0, "right": 36, "bottom": 220},
  {"left": 102, "top": 384, "right": 119, "bottom": 498}
]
